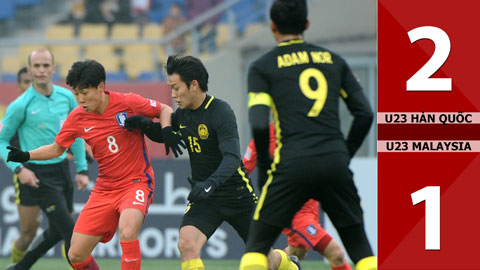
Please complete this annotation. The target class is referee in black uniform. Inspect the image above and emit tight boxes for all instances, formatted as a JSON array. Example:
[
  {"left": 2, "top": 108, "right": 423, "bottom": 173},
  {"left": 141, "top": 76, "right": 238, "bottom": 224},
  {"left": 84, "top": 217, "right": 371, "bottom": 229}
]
[
  {"left": 240, "top": 1, "right": 377, "bottom": 270},
  {"left": 125, "top": 55, "right": 301, "bottom": 270}
]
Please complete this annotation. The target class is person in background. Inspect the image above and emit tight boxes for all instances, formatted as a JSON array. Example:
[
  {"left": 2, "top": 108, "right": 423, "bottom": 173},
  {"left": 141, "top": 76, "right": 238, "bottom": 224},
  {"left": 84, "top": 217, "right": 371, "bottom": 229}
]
[
  {"left": 162, "top": 3, "right": 187, "bottom": 54},
  {"left": 185, "top": 0, "right": 223, "bottom": 53},
  {"left": 0, "top": 67, "right": 37, "bottom": 264},
  {"left": 1, "top": 49, "right": 90, "bottom": 270}
]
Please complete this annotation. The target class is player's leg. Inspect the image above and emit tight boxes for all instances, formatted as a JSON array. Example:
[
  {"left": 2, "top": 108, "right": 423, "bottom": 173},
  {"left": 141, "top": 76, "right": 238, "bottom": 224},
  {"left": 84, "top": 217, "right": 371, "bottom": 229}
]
[
  {"left": 69, "top": 187, "right": 120, "bottom": 270},
  {"left": 12, "top": 220, "right": 63, "bottom": 270},
  {"left": 322, "top": 240, "right": 351, "bottom": 270},
  {"left": 312, "top": 153, "right": 376, "bottom": 270},
  {"left": 282, "top": 205, "right": 351, "bottom": 270},
  {"left": 12, "top": 205, "right": 40, "bottom": 262},
  {"left": 64, "top": 167, "right": 75, "bottom": 267},
  {"left": 285, "top": 229, "right": 351, "bottom": 270},
  {"left": 240, "top": 164, "right": 305, "bottom": 270},
  {"left": 116, "top": 184, "right": 154, "bottom": 270},
  {"left": 224, "top": 194, "right": 299, "bottom": 270},
  {"left": 68, "top": 232, "right": 102, "bottom": 270},
  {"left": 240, "top": 220, "right": 285, "bottom": 270},
  {"left": 179, "top": 200, "right": 223, "bottom": 270},
  {"left": 284, "top": 245, "right": 308, "bottom": 260},
  {"left": 11, "top": 174, "right": 41, "bottom": 263},
  {"left": 178, "top": 225, "right": 208, "bottom": 269},
  {"left": 118, "top": 208, "right": 144, "bottom": 270}
]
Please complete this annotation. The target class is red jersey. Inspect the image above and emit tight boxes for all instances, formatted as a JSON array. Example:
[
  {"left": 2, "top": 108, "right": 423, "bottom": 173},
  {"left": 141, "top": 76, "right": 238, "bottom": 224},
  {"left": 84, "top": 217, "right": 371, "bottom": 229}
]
[
  {"left": 56, "top": 91, "right": 161, "bottom": 191},
  {"left": 243, "top": 122, "right": 276, "bottom": 174}
]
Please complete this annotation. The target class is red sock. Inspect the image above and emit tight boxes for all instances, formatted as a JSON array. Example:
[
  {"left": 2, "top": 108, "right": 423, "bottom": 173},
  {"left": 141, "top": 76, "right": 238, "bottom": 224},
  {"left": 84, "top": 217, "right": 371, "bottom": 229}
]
[
  {"left": 72, "top": 255, "right": 100, "bottom": 270},
  {"left": 121, "top": 240, "right": 141, "bottom": 270},
  {"left": 331, "top": 260, "right": 352, "bottom": 270}
]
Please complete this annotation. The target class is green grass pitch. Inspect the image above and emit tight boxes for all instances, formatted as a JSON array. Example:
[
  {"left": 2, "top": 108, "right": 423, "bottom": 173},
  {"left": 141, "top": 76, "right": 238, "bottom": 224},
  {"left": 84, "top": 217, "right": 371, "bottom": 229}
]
[{"left": 0, "top": 258, "right": 334, "bottom": 270}]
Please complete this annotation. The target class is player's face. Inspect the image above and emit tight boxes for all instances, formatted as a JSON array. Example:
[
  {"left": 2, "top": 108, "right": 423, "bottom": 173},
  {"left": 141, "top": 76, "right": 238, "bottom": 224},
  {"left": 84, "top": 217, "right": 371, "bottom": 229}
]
[
  {"left": 73, "top": 82, "right": 105, "bottom": 113},
  {"left": 28, "top": 51, "right": 55, "bottom": 88},
  {"left": 168, "top": 73, "right": 195, "bottom": 110},
  {"left": 17, "top": 72, "right": 32, "bottom": 93}
]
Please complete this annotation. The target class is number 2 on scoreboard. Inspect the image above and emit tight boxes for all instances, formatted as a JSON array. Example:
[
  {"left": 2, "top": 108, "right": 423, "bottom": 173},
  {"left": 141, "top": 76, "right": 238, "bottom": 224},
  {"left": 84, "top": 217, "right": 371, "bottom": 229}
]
[
  {"left": 407, "top": 26, "right": 452, "bottom": 91},
  {"left": 411, "top": 186, "right": 440, "bottom": 250}
]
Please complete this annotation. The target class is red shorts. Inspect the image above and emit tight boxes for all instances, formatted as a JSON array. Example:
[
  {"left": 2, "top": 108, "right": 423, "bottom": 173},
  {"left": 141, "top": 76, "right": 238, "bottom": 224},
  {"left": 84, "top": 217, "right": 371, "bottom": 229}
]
[
  {"left": 282, "top": 213, "right": 330, "bottom": 250},
  {"left": 74, "top": 183, "right": 154, "bottom": 243}
]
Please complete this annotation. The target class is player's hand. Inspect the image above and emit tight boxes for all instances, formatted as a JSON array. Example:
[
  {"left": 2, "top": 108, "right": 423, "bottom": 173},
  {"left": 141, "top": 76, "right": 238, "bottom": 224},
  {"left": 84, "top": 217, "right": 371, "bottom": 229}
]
[
  {"left": 161, "top": 126, "right": 187, "bottom": 158},
  {"left": 187, "top": 179, "right": 216, "bottom": 202},
  {"left": 17, "top": 168, "right": 40, "bottom": 188},
  {"left": 7, "top": 146, "right": 30, "bottom": 163},
  {"left": 124, "top": 115, "right": 153, "bottom": 131},
  {"left": 75, "top": 174, "right": 90, "bottom": 191}
]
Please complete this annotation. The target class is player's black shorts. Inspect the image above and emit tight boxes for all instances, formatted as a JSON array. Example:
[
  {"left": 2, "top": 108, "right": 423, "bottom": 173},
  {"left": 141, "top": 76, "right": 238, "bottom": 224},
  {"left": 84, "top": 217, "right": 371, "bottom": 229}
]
[
  {"left": 255, "top": 152, "right": 363, "bottom": 229},
  {"left": 15, "top": 160, "right": 74, "bottom": 212},
  {"left": 181, "top": 191, "right": 257, "bottom": 241}
]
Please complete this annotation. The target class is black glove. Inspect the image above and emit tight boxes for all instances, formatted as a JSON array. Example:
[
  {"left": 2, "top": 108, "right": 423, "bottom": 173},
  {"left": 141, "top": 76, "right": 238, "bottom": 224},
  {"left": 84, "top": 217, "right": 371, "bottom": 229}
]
[
  {"left": 7, "top": 146, "right": 30, "bottom": 163},
  {"left": 125, "top": 116, "right": 165, "bottom": 143},
  {"left": 124, "top": 115, "right": 153, "bottom": 131},
  {"left": 161, "top": 126, "right": 187, "bottom": 158},
  {"left": 187, "top": 179, "right": 216, "bottom": 202}
]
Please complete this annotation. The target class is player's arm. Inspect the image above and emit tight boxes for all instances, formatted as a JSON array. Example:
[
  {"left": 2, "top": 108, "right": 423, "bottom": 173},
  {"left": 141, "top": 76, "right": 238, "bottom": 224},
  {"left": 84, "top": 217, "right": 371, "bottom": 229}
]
[
  {"left": 0, "top": 101, "right": 27, "bottom": 171},
  {"left": 124, "top": 94, "right": 185, "bottom": 156},
  {"left": 158, "top": 103, "right": 173, "bottom": 128},
  {"left": 247, "top": 62, "right": 273, "bottom": 188},
  {"left": 7, "top": 142, "right": 66, "bottom": 163},
  {"left": 187, "top": 102, "right": 242, "bottom": 202},
  {"left": 341, "top": 62, "right": 374, "bottom": 157}
]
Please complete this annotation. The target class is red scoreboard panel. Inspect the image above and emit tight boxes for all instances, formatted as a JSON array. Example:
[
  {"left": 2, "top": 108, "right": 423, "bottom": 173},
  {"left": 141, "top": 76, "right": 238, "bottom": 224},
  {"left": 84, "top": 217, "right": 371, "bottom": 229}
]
[{"left": 378, "top": 1, "right": 480, "bottom": 269}]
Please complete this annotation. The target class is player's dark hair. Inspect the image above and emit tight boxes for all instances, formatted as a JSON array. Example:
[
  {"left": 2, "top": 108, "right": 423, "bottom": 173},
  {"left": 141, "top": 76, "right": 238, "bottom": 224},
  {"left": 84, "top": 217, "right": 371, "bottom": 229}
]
[
  {"left": 66, "top": 59, "right": 106, "bottom": 90},
  {"left": 17, "top": 67, "right": 28, "bottom": 83},
  {"left": 166, "top": 54, "right": 209, "bottom": 92},
  {"left": 270, "top": 0, "right": 308, "bottom": 35}
]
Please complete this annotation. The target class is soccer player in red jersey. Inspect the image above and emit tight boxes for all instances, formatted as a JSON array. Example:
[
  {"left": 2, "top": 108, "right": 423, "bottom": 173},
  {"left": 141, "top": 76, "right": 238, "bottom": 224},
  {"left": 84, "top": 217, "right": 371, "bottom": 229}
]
[
  {"left": 6, "top": 59, "right": 185, "bottom": 270},
  {"left": 243, "top": 123, "right": 352, "bottom": 270}
]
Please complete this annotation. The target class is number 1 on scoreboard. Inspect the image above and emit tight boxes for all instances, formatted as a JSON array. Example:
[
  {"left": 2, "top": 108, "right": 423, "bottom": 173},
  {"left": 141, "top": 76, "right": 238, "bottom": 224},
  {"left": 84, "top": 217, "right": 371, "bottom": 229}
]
[{"left": 411, "top": 186, "right": 440, "bottom": 250}]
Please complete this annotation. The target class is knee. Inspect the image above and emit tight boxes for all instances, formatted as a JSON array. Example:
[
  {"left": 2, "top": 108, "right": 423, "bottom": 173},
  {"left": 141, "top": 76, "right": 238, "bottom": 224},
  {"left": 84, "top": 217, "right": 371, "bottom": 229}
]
[
  {"left": 119, "top": 226, "right": 138, "bottom": 241},
  {"left": 19, "top": 228, "right": 37, "bottom": 243},
  {"left": 68, "top": 249, "right": 89, "bottom": 263},
  {"left": 294, "top": 249, "right": 307, "bottom": 260},
  {"left": 326, "top": 247, "right": 346, "bottom": 266},
  {"left": 285, "top": 246, "right": 307, "bottom": 260},
  {"left": 177, "top": 238, "right": 200, "bottom": 258}
]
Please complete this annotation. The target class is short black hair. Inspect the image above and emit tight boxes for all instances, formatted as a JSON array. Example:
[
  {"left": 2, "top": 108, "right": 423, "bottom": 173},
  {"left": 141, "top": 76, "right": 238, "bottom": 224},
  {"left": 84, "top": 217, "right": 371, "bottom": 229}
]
[
  {"left": 66, "top": 59, "right": 106, "bottom": 90},
  {"left": 166, "top": 54, "right": 209, "bottom": 92},
  {"left": 270, "top": 0, "right": 308, "bottom": 35},
  {"left": 17, "top": 67, "right": 28, "bottom": 83}
]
